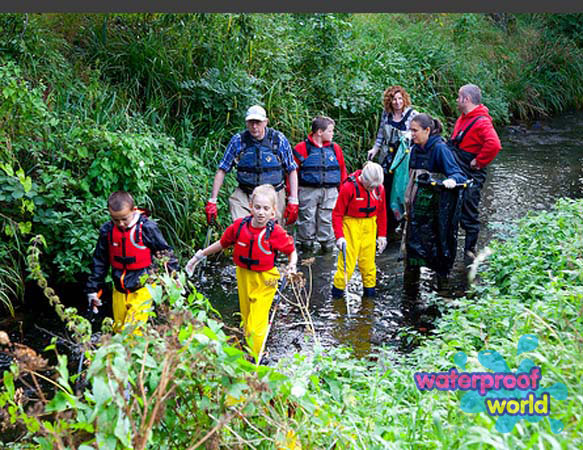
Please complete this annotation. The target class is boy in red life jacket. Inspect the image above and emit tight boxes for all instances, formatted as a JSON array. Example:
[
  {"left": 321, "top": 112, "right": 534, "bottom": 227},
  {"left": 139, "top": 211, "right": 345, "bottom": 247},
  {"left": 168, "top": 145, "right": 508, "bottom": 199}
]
[
  {"left": 186, "top": 184, "right": 297, "bottom": 361},
  {"left": 331, "top": 162, "right": 387, "bottom": 299},
  {"left": 86, "top": 191, "right": 179, "bottom": 335}
]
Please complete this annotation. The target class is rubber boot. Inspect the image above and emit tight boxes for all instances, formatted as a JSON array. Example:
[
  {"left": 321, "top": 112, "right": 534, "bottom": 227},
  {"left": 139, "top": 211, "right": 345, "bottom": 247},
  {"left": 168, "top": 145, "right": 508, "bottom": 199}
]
[
  {"left": 331, "top": 286, "right": 344, "bottom": 299},
  {"left": 363, "top": 287, "right": 376, "bottom": 298},
  {"left": 464, "top": 232, "right": 479, "bottom": 266}
]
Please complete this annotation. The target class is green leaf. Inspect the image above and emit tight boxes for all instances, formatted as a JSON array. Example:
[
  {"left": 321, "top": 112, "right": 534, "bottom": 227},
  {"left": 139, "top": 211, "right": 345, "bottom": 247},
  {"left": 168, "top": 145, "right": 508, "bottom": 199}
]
[
  {"left": 92, "top": 376, "right": 112, "bottom": 407},
  {"left": 45, "top": 391, "right": 71, "bottom": 413},
  {"left": 114, "top": 410, "right": 131, "bottom": 447},
  {"left": 3, "top": 371, "right": 14, "bottom": 396}
]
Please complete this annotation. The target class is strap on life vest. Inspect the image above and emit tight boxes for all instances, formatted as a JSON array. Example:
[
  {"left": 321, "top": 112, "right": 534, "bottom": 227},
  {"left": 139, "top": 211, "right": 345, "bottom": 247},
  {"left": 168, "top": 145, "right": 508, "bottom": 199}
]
[
  {"left": 452, "top": 116, "right": 485, "bottom": 148},
  {"left": 349, "top": 176, "right": 377, "bottom": 217},
  {"left": 387, "top": 108, "right": 414, "bottom": 131},
  {"left": 234, "top": 216, "right": 275, "bottom": 270}
]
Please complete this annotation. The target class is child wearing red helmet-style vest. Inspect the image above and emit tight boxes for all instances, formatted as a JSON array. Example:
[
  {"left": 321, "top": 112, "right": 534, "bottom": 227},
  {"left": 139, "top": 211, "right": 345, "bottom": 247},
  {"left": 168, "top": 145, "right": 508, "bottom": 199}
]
[
  {"left": 331, "top": 162, "right": 387, "bottom": 299},
  {"left": 187, "top": 184, "right": 297, "bottom": 361},
  {"left": 86, "top": 191, "right": 179, "bottom": 335}
]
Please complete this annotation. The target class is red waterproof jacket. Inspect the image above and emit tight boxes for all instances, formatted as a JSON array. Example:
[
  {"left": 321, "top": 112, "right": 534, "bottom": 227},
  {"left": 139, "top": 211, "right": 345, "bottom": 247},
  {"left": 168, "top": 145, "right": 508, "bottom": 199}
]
[
  {"left": 221, "top": 216, "right": 295, "bottom": 271},
  {"left": 332, "top": 170, "right": 387, "bottom": 239},
  {"left": 451, "top": 104, "right": 502, "bottom": 169}
]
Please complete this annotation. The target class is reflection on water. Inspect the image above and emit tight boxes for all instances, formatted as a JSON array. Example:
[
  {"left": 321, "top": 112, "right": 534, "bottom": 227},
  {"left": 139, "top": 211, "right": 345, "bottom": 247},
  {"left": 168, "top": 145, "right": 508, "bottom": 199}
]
[{"left": 196, "top": 111, "right": 583, "bottom": 362}]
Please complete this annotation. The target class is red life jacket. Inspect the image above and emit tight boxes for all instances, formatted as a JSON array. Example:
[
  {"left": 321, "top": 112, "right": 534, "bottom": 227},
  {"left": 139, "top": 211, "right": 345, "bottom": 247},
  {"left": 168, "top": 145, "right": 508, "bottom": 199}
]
[
  {"left": 108, "top": 215, "right": 152, "bottom": 270},
  {"left": 232, "top": 216, "right": 276, "bottom": 271},
  {"left": 345, "top": 176, "right": 383, "bottom": 218}
]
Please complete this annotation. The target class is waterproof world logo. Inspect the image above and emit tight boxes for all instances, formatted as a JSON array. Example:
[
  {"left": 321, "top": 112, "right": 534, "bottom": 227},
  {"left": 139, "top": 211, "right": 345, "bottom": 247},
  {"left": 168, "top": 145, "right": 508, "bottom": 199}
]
[{"left": 413, "top": 335, "right": 568, "bottom": 433}]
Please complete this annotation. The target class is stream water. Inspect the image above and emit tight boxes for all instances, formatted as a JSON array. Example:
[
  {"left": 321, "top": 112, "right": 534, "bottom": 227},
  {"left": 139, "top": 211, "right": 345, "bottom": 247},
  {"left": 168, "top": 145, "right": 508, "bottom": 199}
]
[
  {"left": 2, "top": 111, "right": 583, "bottom": 370},
  {"left": 194, "top": 111, "right": 583, "bottom": 362}
]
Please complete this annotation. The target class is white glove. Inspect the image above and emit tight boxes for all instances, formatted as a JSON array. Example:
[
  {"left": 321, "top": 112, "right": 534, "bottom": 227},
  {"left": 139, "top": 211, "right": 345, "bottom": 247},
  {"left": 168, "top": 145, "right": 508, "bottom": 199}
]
[
  {"left": 336, "top": 237, "right": 347, "bottom": 251},
  {"left": 367, "top": 147, "right": 378, "bottom": 161},
  {"left": 87, "top": 292, "right": 101, "bottom": 313},
  {"left": 442, "top": 178, "right": 456, "bottom": 189},
  {"left": 286, "top": 263, "right": 297, "bottom": 274},
  {"left": 377, "top": 237, "right": 387, "bottom": 254},
  {"left": 186, "top": 250, "right": 206, "bottom": 277}
]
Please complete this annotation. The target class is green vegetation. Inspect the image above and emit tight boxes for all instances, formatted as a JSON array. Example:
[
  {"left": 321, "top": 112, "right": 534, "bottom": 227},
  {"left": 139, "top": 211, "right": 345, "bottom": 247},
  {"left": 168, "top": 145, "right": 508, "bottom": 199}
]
[
  {"left": 2, "top": 13, "right": 583, "bottom": 314},
  {"left": 2, "top": 197, "right": 582, "bottom": 448},
  {"left": 1, "top": 13, "right": 583, "bottom": 447}
]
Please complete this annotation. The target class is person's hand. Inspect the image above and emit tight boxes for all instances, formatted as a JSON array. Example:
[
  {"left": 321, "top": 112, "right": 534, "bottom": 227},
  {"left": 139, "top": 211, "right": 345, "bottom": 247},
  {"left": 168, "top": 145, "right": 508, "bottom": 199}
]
[
  {"left": 367, "top": 147, "right": 378, "bottom": 161},
  {"left": 186, "top": 250, "right": 206, "bottom": 277},
  {"left": 442, "top": 178, "right": 456, "bottom": 189},
  {"left": 286, "top": 262, "right": 297, "bottom": 275},
  {"left": 336, "top": 237, "right": 347, "bottom": 251},
  {"left": 470, "top": 158, "right": 479, "bottom": 169},
  {"left": 87, "top": 292, "right": 101, "bottom": 313},
  {"left": 376, "top": 237, "right": 387, "bottom": 254},
  {"left": 205, "top": 200, "right": 218, "bottom": 224},
  {"left": 283, "top": 198, "right": 299, "bottom": 225}
]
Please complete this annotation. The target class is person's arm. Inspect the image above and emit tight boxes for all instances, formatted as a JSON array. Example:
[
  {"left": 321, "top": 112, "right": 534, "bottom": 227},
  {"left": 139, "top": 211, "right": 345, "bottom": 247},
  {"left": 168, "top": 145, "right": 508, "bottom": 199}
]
[
  {"left": 437, "top": 144, "right": 467, "bottom": 185},
  {"left": 86, "top": 224, "right": 110, "bottom": 294},
  {"left": 187, "top": 223, "right": 234, "bottom": 275},
  {"left": 332, "top": 183, "right": 351, "bottom": 239},
  {"left": 206, "top": 134, "right": 241, "bottom": 222},
  {"left": 143, "top": 220, "right": 180, "bottom": 271},
  {"left": 209, "top": 169, "right": 226, "bottom": 201},
  {"left": 201, "top": 240, "right": 223, "bottom": 257},
  {"left": 473, "top": 122, "right": 502, "bottom": 169},
  {"left": 334, "top": 143, "right": 348, "bottom": 183},
  {"left": 368, "top": 110, "right": 386, "bottom": 159},
  {"left": 271, "top": 224, "right": 297, "bottom": 272},
  {"left": 288, "top": 169, "right": 298, "bottom": 201},
  {"left": 286, "top": 249, "right": 298, "bottom": 273}
]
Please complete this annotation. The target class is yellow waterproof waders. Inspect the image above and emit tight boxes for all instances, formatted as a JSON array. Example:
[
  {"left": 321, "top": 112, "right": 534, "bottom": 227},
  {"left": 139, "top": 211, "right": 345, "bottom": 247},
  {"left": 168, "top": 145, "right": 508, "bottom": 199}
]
[
  {"left": 333, "top": 216, "right": 377, "bottom": 290},
  {"left": 235, "top": 266, "right": 280, "bottom": 359},
  {"left": 112, "top": 285, "right": 153, "bottom": 336}
]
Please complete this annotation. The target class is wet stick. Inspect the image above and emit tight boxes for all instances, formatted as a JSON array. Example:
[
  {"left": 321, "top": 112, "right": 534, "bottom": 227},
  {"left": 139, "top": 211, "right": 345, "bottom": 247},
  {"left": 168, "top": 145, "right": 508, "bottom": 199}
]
[{"left": 342, "top": 242, "right": 351, "bottom": 317}]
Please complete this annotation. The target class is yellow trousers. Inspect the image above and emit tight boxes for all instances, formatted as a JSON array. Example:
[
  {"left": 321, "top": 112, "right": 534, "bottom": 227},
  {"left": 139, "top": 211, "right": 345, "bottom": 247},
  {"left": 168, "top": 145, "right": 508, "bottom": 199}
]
[
  {"left": 333, "top": 216, "right": 377, "bottom": 290},
  {"left": 112, "top": 286, "right": 153, "bottom": 336},
  {"left": 236, "top": 266, "right": 280, "bottom": 359}
]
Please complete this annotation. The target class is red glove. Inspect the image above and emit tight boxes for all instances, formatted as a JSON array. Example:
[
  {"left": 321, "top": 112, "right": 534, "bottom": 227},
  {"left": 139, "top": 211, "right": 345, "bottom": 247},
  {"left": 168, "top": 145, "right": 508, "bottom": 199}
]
[
  {"left": 205, "top": 201, "right": 217, "bottom": 224},
  {"left": 283, "top": 202, "right": 299, "bottom": 225}
]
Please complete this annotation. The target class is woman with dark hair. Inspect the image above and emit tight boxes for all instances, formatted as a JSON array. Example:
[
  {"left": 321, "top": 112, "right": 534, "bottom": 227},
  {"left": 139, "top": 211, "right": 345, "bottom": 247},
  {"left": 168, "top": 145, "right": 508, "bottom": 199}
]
[
  {"left": 403, "top": 113, "right": 466, "bottom": 287},
  {"left": 368, "top": 86, "right": 418, "bottom": 241}
]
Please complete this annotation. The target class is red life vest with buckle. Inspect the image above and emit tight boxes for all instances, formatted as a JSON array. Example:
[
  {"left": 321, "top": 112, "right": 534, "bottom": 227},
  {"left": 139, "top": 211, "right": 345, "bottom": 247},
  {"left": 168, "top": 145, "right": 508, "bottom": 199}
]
[
  {"left": 345, "top": 176, "right": 383, "bottom": 218},
  {"left": 232, "top": 216, "right": 276, "bottom": 271},
  {"left": 108, "top": 214, "right": 152, "bottom": 270}
]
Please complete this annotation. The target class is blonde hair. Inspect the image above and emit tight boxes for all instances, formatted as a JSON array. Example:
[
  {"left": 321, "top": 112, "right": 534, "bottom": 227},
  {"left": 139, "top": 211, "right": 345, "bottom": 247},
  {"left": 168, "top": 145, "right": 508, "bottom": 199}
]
[
  {"left": 361, "top": 161, "right": 384, "bottom": 189},
  {"left": 250, "top": 184, "right": 278, "bottom": 210}
]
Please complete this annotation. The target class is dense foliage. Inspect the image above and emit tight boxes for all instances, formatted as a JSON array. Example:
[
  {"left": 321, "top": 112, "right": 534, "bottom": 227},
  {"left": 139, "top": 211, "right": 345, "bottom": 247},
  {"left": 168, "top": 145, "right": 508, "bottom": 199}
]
[
  {"left": 2, "top": 197, "right": 582, "bottom": 448},
  {"left": 2, "top": 13, "right": 583, "bottom": 312}
]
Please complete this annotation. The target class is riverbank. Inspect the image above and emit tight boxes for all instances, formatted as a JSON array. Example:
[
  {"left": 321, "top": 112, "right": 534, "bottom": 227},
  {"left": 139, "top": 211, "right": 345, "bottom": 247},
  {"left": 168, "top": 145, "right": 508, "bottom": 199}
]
[{"left": 2, "top": 198, "right": 581, "bottom": 447}]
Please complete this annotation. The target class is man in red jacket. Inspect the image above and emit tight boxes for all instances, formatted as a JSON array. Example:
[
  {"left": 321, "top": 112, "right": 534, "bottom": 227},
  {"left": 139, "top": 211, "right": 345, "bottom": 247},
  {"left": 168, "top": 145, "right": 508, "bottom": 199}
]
[{"left": 450, "top": 84, "right": 502, "bottom": 263}]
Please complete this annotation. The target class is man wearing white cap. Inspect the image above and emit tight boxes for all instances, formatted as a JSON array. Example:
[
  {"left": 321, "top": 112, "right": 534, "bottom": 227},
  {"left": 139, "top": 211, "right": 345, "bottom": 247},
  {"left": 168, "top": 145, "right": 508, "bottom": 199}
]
[{"left": 205, "top": 105, "right": 299, "bottom": 225}]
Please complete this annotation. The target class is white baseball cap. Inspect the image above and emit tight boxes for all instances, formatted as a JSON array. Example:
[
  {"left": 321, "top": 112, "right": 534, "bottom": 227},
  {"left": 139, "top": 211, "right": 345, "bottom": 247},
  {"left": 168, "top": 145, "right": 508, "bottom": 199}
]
[{"left": 245, "top": 105, "right": 267, "bottom": 121}]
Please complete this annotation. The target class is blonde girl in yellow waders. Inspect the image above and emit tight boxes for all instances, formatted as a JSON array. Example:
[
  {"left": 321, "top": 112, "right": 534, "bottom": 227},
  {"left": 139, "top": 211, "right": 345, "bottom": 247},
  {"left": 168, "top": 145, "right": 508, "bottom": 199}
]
[
  {"left": 331, "top": 162, "right": 388, "bottom": 301},
  {"left": 187, "top": 184, "right": 297, "bottom": 362}
]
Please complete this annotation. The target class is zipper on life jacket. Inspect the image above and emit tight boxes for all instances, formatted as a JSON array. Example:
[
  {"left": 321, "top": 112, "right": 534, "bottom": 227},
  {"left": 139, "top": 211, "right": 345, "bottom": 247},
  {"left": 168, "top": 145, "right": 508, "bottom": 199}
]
[
  {"left": 120, "top": 232, "right": 129, "bottom": 293},
  {"left": 246, "top": 238, "right": 255, "bottom": 269}
]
